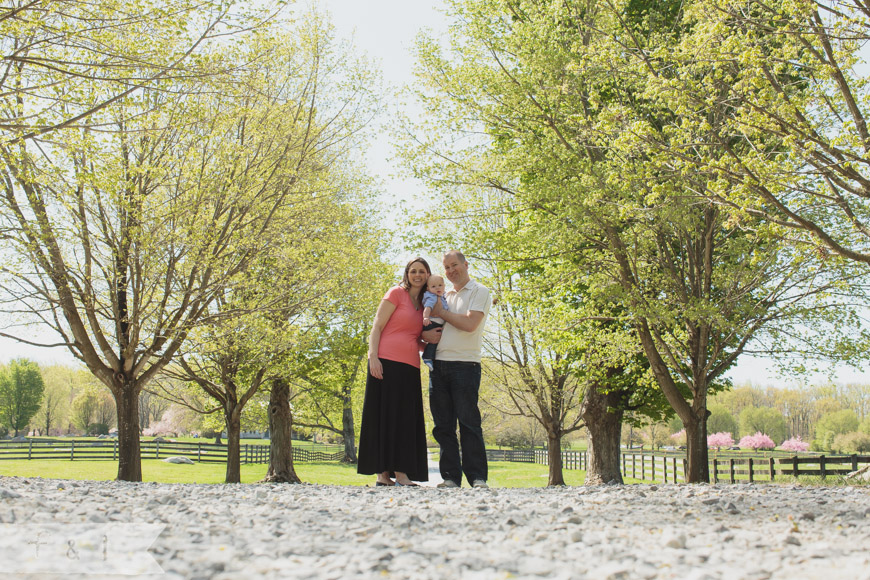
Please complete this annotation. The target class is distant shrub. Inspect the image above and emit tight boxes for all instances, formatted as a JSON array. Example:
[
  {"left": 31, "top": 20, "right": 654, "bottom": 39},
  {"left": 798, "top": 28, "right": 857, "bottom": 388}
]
[
  {"left": 87, "top": 423, "right": 109, "bottom": 436},
  {"left": 707, "top": 432, "right": 734, "bottom": 449},
  {"left": 738, "top": 432, "right": 775, "bottom": 450},
  {"left": 494, "top": 426, "right": 538, "bottom": 449},
  {"left": 831, "top": 431, "right": 870, "bottom": 454},
  {"left": 780, "top": 437, "right": 810, "bottom": 452}
]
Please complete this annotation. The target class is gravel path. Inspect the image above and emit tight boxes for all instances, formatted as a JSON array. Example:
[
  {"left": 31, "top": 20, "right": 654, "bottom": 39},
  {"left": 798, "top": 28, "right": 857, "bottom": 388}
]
[{"left": 1, "top": 476, "right": 869, "bottom": 579}]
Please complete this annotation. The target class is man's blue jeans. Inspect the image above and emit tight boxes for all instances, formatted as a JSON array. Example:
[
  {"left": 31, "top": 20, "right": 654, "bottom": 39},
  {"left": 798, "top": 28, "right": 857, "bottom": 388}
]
[{"left": 429, "top": 360, "right": 488, "bottom": 485}]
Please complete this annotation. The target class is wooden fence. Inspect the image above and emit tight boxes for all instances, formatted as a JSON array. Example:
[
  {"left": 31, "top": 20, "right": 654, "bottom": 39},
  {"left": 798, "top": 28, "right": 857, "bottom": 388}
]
[
  {"left": 6, "top": 439, "right": 868, "bottom": 482},
  {"left": 487, "top": 447, "right": 870, "bottom": 483},
  {"left": 0, "top": 439, "right": 345, "bottom": 465}
]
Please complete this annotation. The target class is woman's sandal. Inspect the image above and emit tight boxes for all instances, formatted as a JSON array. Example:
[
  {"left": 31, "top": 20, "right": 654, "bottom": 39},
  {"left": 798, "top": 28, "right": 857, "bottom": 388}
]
[
  {"left": 375, "top": 481, "right": 395, "bottom": 487},
  {"left": 395, "top": 481, "right": 418, "bottom": 487}
]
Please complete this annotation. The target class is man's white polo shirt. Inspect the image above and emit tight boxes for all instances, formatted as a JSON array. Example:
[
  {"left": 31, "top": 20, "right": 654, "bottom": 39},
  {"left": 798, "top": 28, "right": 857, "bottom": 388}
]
[{"left": 435, "top": 278, "right": 490, "bottom": 363}]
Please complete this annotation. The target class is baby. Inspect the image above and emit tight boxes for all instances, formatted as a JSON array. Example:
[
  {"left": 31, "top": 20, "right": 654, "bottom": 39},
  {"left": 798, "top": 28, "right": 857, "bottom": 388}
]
[{"left": 421, "top": 274, "right": 449, "bottom": 370}]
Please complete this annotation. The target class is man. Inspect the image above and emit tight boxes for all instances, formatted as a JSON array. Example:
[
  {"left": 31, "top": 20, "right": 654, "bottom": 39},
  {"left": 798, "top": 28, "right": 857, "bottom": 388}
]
[{"left": 429, "top": 250, "right": 491, "bottom": 488}]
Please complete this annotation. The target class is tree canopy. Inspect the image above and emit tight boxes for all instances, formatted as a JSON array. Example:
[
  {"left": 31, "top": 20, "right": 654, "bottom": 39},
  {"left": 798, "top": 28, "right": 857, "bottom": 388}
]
[{"left": 0, "top": 358, "right": 44, "bottom": 436}]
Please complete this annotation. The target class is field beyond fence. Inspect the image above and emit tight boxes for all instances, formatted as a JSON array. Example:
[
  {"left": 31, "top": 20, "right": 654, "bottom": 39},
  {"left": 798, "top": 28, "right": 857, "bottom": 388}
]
[{"left": 4, "top": 440, "right": 868, "bottom": 484}]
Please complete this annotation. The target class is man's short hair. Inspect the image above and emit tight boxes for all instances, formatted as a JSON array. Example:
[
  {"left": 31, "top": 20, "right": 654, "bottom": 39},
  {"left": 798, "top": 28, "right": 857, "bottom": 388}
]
[{"left": 443, "top": 250, "right": 466, "bottom": 262}]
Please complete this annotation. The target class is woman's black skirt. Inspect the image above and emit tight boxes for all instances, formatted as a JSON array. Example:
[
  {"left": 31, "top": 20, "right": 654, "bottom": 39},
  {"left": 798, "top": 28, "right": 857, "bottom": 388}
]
[{"left": 357, "top": 358, "right": 428, "bottom": 481}]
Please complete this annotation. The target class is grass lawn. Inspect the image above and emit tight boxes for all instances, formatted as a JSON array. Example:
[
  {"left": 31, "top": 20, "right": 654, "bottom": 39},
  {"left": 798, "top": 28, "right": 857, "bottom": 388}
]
[{"left": 0, "top": 458, "right": 648, "bottom": 487}]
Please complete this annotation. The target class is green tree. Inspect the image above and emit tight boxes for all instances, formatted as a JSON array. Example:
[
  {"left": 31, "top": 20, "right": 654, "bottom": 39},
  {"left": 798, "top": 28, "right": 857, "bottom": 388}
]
[
  {"left": 0, "top": 1, "right": 280, "bottom": 144},
  {"left": 419, "top": 192, "right": 670, "bottom": 485},
  {"left": 0, "top": 5, "right": 373, "bottom": 481},
  {"left": 291, "top": 252, "right": 393, "bottom": 464},
  {"left": 71, "top": 386, "right": 101, "bottom": 434},
  {"left": 640, "top": 0, "right": 870, "bottom": 278},
  {"left": 739, "top": 406, "right": 787, "bottom": 444},
  {"left": 0, "top": 2, "right": 291, "bottom": 480},
  {"left": 157, "top": 12, "right": 381, "bottom": 484},
  {"left": 33, "top": 365, "right": 76, "bottom": 436},
  {"left": 0, "top": 359, "right": 45, "bottom": 436},
  {"left": 407, "top": 0, "right": 847, "bottom": 483},
  {"left": 769, "top": 388, "right": 816, "bottom": 442},
  {"left": 831, "top": 431, "right": 870, "bottom": 454},
  {"left": 813, "top": 409, "right": 860, "bottom": 452},
  {"left": 707, "top": 405, "right": 738, "bottom": 440}
]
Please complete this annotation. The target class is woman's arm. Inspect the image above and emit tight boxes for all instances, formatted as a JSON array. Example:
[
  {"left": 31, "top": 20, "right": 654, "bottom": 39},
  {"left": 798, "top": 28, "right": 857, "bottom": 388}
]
[{"left": 368, "top": 298, "right": 397, "bottom": 380}]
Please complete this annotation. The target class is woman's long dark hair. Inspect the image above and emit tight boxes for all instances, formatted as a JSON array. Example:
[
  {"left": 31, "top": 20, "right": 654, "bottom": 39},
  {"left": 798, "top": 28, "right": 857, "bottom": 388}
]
[{"left": 399, "top": 257, "right": 431, "bottom": 305}]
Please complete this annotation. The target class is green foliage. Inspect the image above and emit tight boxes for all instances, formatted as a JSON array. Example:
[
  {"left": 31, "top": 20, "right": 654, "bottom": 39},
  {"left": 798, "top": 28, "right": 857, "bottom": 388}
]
[
  {"left": 0, "top": 1, "right": 375, "bottom": 482},
  {"left": 707, "top": 405, "right": 738, "bottom": 439},
  {"left": 71, "top": 386, "right": 102, "bottom": 434},
  {"left": 739, "top": 406, "right": 787, "bottom": 444},
  {"left": 34, "top": 366, "right": 91, "bottom": 436},
  {"left": 494, "top": 424, "right": 539, "bottom": 449},
  {"left": 402, "top": 0, "right": 858, "bottom": 484},
  {"left": 88, "top": 423, "right": 110, "bottom": 436},
  {"left": 813, "top": 410, "right": 861, "bottom": 452},
  {"left": 0, "top": 359, "right": 45, "bottom": 437},
  {"left": 831, "top": 431, "right": 870, "bottom": 454}
]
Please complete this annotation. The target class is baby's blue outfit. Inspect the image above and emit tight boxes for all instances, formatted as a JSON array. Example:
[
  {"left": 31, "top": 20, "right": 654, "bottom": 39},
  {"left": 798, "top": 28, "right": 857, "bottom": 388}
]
[
  {"left": 422, "top": 291, "right": 449, "bottom": 370},
  {"left": 423, "top": 291, "right": 448, "bottom": 313}
]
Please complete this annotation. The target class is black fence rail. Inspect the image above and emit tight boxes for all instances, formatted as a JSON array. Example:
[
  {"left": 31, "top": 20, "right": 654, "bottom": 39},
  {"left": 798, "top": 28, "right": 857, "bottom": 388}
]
[
  {"left": 485, "top": 449, "right": 589, "bottom": 470},
  {"left": 488, "top": 447, "right": 870, "bottom": 483},
  {"left": 0, "top": 439, "right": 345, "bottom": 465},
  {"left": 242, "top": 446, "right": 346, "bottom": 465}
]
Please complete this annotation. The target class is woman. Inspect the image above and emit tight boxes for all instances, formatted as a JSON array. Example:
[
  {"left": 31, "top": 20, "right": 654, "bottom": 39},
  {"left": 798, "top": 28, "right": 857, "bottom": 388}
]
[{"left": 357, "top": 257, "right": 432, "bottom": 486}]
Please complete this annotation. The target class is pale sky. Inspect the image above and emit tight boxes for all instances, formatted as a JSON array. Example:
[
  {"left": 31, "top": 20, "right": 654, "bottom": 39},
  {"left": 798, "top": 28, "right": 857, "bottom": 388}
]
[{"left": 3, "top": 0, "right": 868, "bottom": 386}]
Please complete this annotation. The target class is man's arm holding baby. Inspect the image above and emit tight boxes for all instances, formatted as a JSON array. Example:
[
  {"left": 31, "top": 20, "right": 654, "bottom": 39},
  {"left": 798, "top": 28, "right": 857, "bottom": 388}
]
[
  {"left": 421, "top": 327, "right": 442, "bottom": 344},
  {"left": 431, "top": 300, "right": 484, "bottom": 333}
]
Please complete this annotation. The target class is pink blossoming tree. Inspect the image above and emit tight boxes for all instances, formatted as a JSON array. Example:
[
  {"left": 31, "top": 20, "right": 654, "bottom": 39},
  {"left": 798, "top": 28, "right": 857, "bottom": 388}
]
[
  {"left": 738, "top": 432, "right": 775, "bottom": 450},
  {"left": 707, "top": 432, "right": 734, "bottom": 449},
  {"left": 780, "top": 436, "right": 810, "bottom": 452}
]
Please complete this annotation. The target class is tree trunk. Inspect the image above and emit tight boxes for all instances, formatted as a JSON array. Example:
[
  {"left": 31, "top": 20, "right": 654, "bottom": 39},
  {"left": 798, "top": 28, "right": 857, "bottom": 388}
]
[
  {"left": 225, "top": 409, "right": 242, "bottom": 484},
  {"left": 546, "top": 430, "right": 565, "bottom": 486},
  {"left": 263, "top": 379, "right": 300, "bottom": 483},
  {"left": 341, "top": 384, "right": 357, "bottom": 463},
  {"left": 112, "top": 382, "right": 142, "bottom": 481},
  {"left": 582, "top": 383, "right": 624, "bottom": 485},
  {"left": 684, "top": 411, "right": 710, "bottom": 483}
]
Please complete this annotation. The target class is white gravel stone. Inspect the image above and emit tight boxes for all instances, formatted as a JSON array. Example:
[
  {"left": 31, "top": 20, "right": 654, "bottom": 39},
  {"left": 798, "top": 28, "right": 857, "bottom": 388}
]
[{"left": 0, "top": 476, "right": 868, "bottom": 579}]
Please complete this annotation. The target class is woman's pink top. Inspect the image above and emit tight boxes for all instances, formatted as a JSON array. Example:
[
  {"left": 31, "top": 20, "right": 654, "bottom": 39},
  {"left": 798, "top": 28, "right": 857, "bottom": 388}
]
[{"left": 378, "top": 286, "right": 423, "bottom": 368}]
